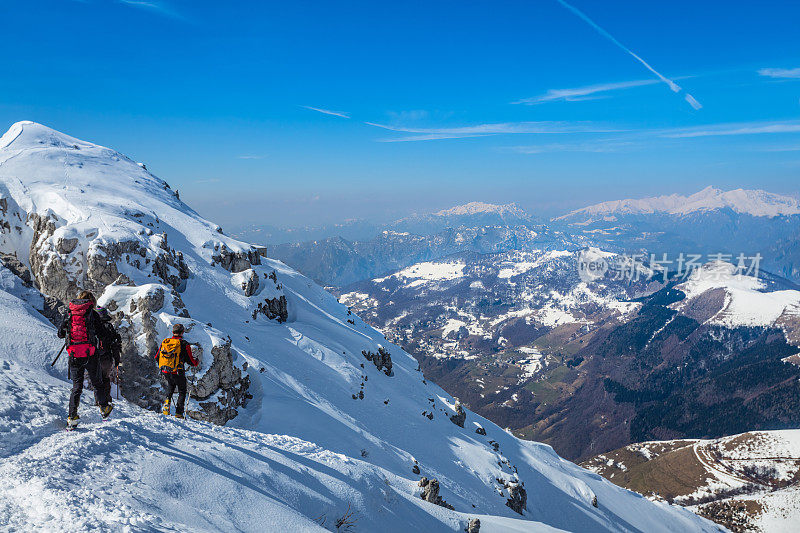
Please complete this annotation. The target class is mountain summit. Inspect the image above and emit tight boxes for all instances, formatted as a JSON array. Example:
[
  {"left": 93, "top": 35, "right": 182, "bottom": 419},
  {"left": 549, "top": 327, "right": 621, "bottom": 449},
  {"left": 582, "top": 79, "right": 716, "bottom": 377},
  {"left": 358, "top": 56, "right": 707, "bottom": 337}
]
[
  {"left": 434, "top": 202, "right": 529, "bottom": 218},
  {"left": 558, "top": 186, "right": 800, "bottom": 221},
  {"left": 0, "top": 121, "right": 718, "bottom": 531},
  {"left": 391, "top": 201, "right": 534, "bottom": 236}
]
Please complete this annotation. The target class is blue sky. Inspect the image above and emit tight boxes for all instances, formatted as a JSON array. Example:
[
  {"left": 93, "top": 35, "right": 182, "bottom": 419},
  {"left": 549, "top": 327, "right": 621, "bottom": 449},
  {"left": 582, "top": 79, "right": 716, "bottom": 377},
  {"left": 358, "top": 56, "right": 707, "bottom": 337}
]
[{"left": 1, "top": 0, "right": 799, "bottom": 227}]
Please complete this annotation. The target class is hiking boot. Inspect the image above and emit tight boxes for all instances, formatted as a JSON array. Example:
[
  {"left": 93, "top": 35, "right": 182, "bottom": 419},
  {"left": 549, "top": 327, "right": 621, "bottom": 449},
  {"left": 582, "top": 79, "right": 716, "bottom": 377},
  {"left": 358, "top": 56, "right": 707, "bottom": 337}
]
[
  {"left": 100, "top": 403, "right": 113, "bottom": 419},
  {"left": 174, "top": 413, "right": 185, "bottom": 419},
  {"left": 67, "top": 415, "right": 80, "bottom": 429},
  {"left": 162, "top": 399, "right": 171, "bottom": 416}
]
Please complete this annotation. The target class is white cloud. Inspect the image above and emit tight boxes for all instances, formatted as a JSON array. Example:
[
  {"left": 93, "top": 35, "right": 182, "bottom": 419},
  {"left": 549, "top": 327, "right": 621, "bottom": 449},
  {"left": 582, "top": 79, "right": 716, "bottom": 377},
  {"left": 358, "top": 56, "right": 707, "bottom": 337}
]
[
  {"left": 555, "top": 0, "right": 701, "bottom": 110},
  {"left": 366, "top": 121, "right": 618, "bottom": 142},
  {"left": 757, "top": 145, "right": 800, "bottom": 152},
  {"left": 301, "top": 105, "right": 351, "bottom": 119},
  {"left": 505, "top": 140, "right": 634, "bottom": 154},
  {"left": 684, "top": 94, "right": 703, "bottom": 110},
  {"left": 237, "top": 155, "right": 266, "bottom": 160},
  {"left": 758, "top": 67, "right": 800, "bottom": 79},
  {"left": 514, "top": 79, "right": 659, "bottom": 105},
  {"left": 663, "top": 120, "right": 800, "bottom": 138},
  {"left": 119, "top": 0, "right": 182, "bottom": 19}
]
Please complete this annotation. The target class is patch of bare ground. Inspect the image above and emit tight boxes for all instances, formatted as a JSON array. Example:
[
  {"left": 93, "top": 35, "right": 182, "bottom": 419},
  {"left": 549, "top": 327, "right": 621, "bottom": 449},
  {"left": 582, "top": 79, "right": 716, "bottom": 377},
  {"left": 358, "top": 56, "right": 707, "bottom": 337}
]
[
  {"left": 582, "top": 441, "right": 711, "bottom": 501},
  {"left": 695, "top": 499, "right": 764, "bottom": 533}
]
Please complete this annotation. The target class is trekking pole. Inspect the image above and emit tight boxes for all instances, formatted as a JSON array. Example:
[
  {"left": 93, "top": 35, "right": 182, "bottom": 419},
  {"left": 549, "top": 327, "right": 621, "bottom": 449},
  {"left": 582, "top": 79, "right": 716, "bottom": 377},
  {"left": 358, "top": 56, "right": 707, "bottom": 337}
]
[
  {"left": 116, "top": 365, "right": 120, "bottom": 400},
  {"left": 50, "top": 343, "right": 67, "bottom": 367}
]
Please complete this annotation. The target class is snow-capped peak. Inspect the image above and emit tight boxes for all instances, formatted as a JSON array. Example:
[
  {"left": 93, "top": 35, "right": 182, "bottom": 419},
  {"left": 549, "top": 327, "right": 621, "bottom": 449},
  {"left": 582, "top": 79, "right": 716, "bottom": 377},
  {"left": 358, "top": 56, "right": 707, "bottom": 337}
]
[
  {"left": 0, "top": 120, "right": 89, "bottom": 151},
  {"left": 558, "top": 186, "right": 800, "bottom": 220},
  {"left": 435, "top": 201, "right": 528, "bottom": 218}
]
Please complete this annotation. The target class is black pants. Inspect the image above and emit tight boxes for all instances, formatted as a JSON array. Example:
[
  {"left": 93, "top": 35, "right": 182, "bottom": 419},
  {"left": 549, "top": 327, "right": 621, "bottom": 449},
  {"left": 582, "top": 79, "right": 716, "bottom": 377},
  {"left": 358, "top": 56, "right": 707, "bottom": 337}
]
[
  {"left": 69, "top": 356, "right": 107, "bottom": 417},
  {"left": 94, "top": 356, "right": 114, "bottom": 406},
  {"left": 163, "top": 372, "right": 188, "bottom": 415}
]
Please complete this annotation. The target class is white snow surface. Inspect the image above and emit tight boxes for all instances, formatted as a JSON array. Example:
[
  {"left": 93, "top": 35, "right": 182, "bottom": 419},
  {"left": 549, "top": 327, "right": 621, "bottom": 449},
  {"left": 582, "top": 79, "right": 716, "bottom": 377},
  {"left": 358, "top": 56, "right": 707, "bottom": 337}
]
[
  {"left": 558, "top": 185, "right": 800, "bottom": 220},
  {"left": 0, "top": 121, "right": 720, "bottom": 532},
  {"left": 374, "top": 260, "right": 466, "bottom": 286},
  {"left": 673, "top": 261, "right": 800, "bottom": 327}
]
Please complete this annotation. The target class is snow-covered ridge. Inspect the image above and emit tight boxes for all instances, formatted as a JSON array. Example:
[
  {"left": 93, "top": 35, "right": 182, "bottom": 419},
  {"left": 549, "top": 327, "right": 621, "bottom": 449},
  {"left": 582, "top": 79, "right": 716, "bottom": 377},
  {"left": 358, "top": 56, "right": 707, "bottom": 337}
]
[
  {"left": 0, "top": 121, "right": 719, "bottom": 532},
  {"left": 435, "top": 202, "right": 528, "bottom": 218},
  {"left": 672, "top": 261, "right": 800, "bottom": 330},
  {"left": 557, "top": 186, "right": 800, "bottom": 220}
]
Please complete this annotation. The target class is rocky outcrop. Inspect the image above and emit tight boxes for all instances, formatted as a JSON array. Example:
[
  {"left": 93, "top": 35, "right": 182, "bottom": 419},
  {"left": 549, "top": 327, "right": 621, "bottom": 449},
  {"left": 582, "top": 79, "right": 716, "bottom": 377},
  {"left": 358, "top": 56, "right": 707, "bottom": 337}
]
[
  {"left": 450, "top": 402, "right": 466, "bottom": 427},
  {"left": 29, "top": 213, "right": 80, "bottom": 302},
  {"left": 0, "top": 253, "right": 33, "bottom": 285},
  {"left": 0, "top": 194, "right": 30, "bottom": 255},
  {"left": 56, "top": 237, "right": 78, "bottom": 254},
  {"left": 252, "top": 295, "right": 288, "bottom": 323},
  {"left": 108, "top": 288, "right": 165, "bottom": 412},
  {"left": 361, "top": 347, "right": 393, "bottom": 376},
  {"left": 191, "top": 336, "right": 252, "bottom": 424},
  {"left": 104, "top": 286, "right": 250, "bottom": 425},
  {"left": 465, "top": 518, "right": 480, "bottom": 533},
  {"left": 0, "top": 253, "right": 66, "bottom": 324},
  {"left": 29, "top": 213, "right": 190, "bottom": 301},
  {"left": 475, "top": 426, "right": 486, "bottom": 436},
  {"left": 211, "top": 242, "right": 261, "bottom": 273},
  {"left": 505, "top": 482, "right": 527, "bottom": 515},
  {"left": 418, "top": 477, "right": 454, "bottom": 510},
  {"left": 239, "top": 269, "right": 259, "bottom": 297}
]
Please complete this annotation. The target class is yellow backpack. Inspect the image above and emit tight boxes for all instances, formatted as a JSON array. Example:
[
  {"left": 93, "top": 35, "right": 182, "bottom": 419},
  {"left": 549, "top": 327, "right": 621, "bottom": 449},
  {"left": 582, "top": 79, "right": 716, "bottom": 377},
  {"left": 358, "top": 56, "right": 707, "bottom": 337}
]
[{"left": 158, "top": 338, "right": 182, "bottom": 373}]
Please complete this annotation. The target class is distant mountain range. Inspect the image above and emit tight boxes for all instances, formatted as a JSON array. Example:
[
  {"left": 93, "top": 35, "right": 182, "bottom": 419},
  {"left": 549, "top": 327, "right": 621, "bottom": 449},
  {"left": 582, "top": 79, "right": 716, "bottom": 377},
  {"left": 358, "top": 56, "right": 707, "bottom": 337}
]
[
  {"left": 557, "top": 186, "right": 800, "bottom": 220},
  {"left": 231, "top": 201, "right": 534, "bottom": 246},
  {"left": 252, "top": 187, "right": 800, "bottom": 288},
  {"left": 264, "top": 202, "right": 578, "bottom": 286},
  {"left": 390, "top": 202, "right": 535, "bottom": 236},
  {"left": 554, "top": 186, "right": 800, "bottom": 281}
]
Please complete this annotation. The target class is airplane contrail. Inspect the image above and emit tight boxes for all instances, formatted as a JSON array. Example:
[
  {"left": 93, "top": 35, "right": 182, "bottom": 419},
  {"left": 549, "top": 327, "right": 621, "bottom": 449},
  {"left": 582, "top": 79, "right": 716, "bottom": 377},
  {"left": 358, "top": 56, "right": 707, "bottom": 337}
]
[{"left": 556, "top": 0, "right": 702, "bottom": 110}]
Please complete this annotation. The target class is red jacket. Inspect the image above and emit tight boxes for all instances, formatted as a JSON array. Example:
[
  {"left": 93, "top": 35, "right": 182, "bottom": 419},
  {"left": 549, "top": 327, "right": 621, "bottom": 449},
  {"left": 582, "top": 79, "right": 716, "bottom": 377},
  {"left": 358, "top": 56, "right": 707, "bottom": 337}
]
[{"left": 154, "top": 335, "right": 198, "bottom": 374}]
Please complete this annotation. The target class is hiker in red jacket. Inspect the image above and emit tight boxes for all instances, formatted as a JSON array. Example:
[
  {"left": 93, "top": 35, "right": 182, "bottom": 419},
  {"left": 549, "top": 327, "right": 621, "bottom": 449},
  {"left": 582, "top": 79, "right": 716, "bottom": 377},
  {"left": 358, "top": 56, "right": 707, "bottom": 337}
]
[
  {"left": 58, "top": 291, "right": 113, "bottom": 428},
  {"left": 155, "top": 323, "right": 198, "bottom": 419}
]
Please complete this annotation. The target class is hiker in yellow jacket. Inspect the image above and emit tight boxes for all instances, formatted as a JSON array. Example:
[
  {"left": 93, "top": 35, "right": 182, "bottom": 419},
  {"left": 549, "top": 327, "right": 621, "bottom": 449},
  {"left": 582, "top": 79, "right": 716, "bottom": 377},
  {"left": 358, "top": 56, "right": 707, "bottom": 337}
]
[{"left": 155, "top": 324, "right": 198, "bottom": 418}]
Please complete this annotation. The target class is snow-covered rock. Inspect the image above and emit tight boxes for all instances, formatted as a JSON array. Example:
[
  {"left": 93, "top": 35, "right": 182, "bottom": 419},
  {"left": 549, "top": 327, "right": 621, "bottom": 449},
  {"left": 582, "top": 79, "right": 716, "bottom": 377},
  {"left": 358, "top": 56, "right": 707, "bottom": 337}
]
[{"left": 0, "top": 121, "right": 720, "bottom": 532}]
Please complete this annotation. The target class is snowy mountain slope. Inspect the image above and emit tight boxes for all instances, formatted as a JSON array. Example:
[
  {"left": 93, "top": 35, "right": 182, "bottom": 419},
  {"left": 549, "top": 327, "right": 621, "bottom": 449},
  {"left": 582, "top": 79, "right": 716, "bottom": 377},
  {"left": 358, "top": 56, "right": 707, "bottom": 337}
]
[
  {"left": 0, "top": 267, "right": 716, "bottom": 533},
  {"left": 558, "top": 186, "right": 800, "bottom": 221},
  {"left": 340, "top": 250, "right": 800, "bottom": 463},
  {"left": 582, "top": 430, "right": 800, "bottom": 532},
  {"left": 340, "top": 248, "right": 648, "bottom": 363},
  {"left": 0, "top": 122, "right": 722, "bottom": 531},
  {"left": 671, "top": 262, "right": 800, "bottom": 332}
]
